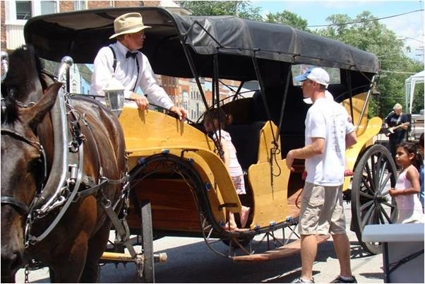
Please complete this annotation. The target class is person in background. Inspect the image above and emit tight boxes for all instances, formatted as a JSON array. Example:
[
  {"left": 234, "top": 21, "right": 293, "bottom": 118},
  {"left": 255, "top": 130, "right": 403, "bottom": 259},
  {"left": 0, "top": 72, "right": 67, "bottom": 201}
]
[
  {"left": 286, "top": 67, "right": 358, "bottom": 283},
  {"left": 389, "top": 142, "right": 424, "bottom": 223},
  {"left": 204, "top": 108, "right": 250, "bottom": 231},
  {"left": 90, "top": 12, "right": 187, "bottom": 120},
  {"left": 418, "top": 133, "right": 424, "bottom": 211},
  {"left": 384, "top": 103, "right": 409, "bottom": 162}
]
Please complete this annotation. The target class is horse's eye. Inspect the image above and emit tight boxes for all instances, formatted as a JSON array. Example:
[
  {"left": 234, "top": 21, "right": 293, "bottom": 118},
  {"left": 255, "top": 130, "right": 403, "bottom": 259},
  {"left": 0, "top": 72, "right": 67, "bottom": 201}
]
[{"left": 29, "top": 157, "right": 45, "bottom": 187}]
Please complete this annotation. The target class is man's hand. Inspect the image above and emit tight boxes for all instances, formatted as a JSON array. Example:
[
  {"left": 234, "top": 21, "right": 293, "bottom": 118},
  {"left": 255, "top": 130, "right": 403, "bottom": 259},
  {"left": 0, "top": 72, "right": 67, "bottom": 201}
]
[
  {"left": 285, "top": 150, "right": 295, "bottom": 172},
  {"left": 169, "top": 106, "right": 188, "bottom": 121},
  {"left": 130, "top": 93, "right": 149, "bottom": 110}
]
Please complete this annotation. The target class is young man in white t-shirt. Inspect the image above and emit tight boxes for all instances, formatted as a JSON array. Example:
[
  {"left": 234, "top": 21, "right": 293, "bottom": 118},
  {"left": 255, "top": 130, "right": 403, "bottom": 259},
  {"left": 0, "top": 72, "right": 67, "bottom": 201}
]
[{"left": 286, "top": 67, "right": 358, "bottom": 283}]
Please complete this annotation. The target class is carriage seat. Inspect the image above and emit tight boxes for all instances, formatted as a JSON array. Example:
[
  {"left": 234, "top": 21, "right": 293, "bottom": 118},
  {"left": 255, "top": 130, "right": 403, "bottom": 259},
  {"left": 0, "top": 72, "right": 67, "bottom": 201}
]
[{"left": 225, "top": 121, "right": 266, "bottom": 170}]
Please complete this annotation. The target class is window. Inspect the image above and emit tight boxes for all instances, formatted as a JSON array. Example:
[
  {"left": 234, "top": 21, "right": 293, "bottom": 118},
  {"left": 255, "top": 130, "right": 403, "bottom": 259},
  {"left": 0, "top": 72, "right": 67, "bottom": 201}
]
[
  {"left": 16, "top": 1, "right": 31, "bottom": 20},
  {"left": 41, "top": 0, "right": 57, "bottom": 15},
  {"left": 74, "top": 0, "right": 86, "bottom": 10},
  {"left": 9, "top": 0, "right": 59, "bottom": 21}
]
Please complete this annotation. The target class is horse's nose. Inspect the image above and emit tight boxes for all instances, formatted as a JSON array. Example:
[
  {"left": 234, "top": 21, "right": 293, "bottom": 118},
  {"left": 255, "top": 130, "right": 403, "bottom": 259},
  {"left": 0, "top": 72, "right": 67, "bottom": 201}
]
[{"left": 1, "top": 248, "right": 24, "bottom": 278}]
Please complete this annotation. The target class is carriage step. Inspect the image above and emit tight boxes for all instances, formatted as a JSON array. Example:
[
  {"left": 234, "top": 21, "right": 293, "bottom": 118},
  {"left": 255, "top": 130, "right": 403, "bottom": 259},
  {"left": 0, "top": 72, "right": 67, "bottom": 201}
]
[
  {"left": 100, "top": 252, "right": 168, "bottom": 263},
  {"left": 232, "top": 234, "right": 329, "bottom": 262}
]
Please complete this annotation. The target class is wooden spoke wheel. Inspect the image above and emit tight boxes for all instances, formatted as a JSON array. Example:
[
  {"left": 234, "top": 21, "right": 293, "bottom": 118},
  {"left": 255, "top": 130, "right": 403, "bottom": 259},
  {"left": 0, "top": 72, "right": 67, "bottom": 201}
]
[{"left": 351, "top": 144, "right": 397, "bottom": 255}]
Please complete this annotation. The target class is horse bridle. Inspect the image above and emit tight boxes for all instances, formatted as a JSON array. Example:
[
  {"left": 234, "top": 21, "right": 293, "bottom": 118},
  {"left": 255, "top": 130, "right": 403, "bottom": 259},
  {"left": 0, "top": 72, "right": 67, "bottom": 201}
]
[{"left": 1, "top": 128, "right": 47, "bottom": 215}]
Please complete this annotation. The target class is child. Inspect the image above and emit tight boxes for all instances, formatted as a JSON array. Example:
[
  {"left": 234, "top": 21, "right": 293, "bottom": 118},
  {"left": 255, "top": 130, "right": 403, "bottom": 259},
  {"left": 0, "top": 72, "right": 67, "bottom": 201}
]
[
  {"left": 389, "top": 142, "right": 424, "bottom": 223},
  {"left": 203, "top": 108, "right": 250, "bottom": 230},
  {"left": 418, "top": 133, "right": 424, "bottom": 211}
]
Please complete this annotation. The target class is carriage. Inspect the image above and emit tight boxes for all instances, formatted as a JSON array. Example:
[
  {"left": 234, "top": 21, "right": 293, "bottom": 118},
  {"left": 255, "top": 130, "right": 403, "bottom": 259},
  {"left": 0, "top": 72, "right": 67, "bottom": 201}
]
[{"left": 2, "top": 6, "right": 397, "bottom": 282}]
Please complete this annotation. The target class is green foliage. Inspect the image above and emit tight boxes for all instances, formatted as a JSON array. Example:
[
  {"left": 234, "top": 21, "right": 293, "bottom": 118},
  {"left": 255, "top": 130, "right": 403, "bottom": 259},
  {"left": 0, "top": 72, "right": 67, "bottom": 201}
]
[
  {"left": 264, "top": 11, "right": 310, "bottom": 31},
  {"left": 177, "top": 1, "right": 262, "bottom": 20},
  {"left": 316, "top": 11, "right": 424, "bottom": 117},
  {"left": 410, "top": 73, "right": 424, "bottom": 114}
]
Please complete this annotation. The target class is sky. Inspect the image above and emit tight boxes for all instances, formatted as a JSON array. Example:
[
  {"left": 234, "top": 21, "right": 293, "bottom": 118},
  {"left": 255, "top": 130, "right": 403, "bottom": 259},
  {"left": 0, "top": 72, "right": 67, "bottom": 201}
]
[{"left": 249, "top": 0, "right": 424, "bottom": 61}]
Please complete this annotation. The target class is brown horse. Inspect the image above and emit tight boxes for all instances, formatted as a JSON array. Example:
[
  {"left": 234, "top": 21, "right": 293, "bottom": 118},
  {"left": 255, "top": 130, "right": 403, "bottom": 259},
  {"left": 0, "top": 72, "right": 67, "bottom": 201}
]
[{"left": 1, "top": 46, "right": 127, "bottom": 282}]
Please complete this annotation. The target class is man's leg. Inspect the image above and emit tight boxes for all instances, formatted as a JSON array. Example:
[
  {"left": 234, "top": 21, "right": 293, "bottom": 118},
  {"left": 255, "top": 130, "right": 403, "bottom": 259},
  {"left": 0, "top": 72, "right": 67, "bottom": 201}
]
[
  {"left": 300, "top": 234, "right": 318, "bottom": 280},
  {"left": 332, "top": 233, "right": 353, "bottom": 277}
]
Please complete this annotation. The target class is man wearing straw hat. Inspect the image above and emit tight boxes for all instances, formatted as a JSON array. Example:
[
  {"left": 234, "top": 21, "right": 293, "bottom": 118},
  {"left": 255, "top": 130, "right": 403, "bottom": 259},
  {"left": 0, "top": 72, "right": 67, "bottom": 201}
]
[{"left": 90, "top": 12, "right": 187, "bottom": 120}]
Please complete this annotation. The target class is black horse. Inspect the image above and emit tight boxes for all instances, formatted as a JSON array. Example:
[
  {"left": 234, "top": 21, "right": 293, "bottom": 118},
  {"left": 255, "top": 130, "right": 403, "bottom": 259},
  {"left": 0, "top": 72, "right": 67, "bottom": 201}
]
[{"left": 1, "top": 46, "right": 127, "bottom": 282}]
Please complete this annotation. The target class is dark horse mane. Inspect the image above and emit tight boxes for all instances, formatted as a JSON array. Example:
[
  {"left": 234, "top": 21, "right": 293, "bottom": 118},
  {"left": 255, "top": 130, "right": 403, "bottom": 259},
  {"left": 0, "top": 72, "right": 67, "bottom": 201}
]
[{"left": 1, "top": 45, "right": 45, "bottom": 125}]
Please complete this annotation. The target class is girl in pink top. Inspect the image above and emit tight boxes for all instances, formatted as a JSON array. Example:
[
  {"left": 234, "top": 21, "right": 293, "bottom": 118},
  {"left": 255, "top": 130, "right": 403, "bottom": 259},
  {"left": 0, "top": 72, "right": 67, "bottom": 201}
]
[
  {"left": 204, "top": 108, "right": 250, "bottom": 230},
  {"left": 389, "top": 142, "right": 424, "bottom": 223}
]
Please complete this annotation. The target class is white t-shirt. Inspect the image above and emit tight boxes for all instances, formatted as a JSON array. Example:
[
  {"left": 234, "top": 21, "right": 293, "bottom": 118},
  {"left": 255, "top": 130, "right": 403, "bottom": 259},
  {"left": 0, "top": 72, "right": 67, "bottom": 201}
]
[{"left": 304, "top": 97, "right": 354, "bottom": 186}]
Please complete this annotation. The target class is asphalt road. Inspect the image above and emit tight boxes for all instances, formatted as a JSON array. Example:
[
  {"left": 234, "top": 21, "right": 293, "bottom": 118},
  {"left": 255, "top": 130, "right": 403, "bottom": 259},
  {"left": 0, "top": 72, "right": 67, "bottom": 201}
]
[{"left": 16, "top": 202, "right": 384, "bottom": 283}]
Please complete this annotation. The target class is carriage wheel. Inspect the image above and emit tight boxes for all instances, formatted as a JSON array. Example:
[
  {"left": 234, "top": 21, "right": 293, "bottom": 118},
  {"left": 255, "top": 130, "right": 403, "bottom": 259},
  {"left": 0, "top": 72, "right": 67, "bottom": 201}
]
[
  {"left": 140, "top": 200, "right": 155, "bottom": 283},
  {"left": 351, "top": 144, "right": 397, "bottom": 255}
]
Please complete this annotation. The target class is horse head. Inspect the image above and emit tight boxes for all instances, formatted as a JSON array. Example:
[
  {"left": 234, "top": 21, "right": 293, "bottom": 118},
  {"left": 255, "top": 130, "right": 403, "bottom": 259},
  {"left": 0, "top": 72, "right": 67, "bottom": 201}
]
[
  {"left": 1, "top": 45, "right": 62, "bottom": 280},
  {"left": 2, "top": 45, "right": 127, "bottom": 283}
]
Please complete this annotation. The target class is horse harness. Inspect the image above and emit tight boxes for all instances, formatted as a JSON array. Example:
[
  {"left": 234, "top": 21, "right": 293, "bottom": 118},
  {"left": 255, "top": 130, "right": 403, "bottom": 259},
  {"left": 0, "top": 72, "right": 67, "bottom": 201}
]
[
  {"left": 1, "top": 98, "right": 130, "bottom": 248},
  {"left": 0, "top": 128, "right": 47, "bottom": 215}
]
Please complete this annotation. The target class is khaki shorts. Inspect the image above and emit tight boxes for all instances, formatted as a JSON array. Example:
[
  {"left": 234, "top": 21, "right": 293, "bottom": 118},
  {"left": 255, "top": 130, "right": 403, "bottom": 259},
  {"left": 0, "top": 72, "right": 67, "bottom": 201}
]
[{"left": 298, "top": 182, "right": 346, "bottom": 235}]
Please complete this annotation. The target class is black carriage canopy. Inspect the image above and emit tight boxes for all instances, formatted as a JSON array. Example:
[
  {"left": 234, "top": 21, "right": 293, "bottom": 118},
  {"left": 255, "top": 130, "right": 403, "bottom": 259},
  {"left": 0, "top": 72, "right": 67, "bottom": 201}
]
[{"left": 24, "top": 7, "right": 379, "bottom": 82}]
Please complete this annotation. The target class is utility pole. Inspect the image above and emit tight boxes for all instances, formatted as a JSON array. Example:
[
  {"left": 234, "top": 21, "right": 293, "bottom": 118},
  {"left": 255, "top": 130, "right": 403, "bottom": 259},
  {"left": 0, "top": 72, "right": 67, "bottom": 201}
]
[{"left": 235, "top": 1, "right": 239, "bottom": 17}]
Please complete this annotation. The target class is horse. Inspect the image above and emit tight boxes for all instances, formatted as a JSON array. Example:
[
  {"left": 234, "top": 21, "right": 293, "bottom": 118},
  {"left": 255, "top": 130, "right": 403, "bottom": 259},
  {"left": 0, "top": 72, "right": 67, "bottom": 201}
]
[{"left": 1, "top": 46, "right": 128, "bottom": 282}]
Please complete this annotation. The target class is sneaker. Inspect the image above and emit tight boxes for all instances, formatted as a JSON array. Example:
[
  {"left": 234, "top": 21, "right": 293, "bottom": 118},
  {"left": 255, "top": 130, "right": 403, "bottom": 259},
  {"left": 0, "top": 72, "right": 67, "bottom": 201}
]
[
  {"left": 292, "top": 277, "right": 315, "bottom": 283},
  {"left": 330, "top": 275, "right": 357, "bottom": 283}
]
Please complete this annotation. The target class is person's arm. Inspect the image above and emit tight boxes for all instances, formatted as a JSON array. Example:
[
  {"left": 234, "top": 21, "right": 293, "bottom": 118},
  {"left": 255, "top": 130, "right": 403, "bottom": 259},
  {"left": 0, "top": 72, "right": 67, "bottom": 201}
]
[
  {"left": 90, "top": 47, "right": 114, "bottom": 96},
  {"left": 346, "top": 131, "right": 357, "bottom": 149},
  {"left": 390, "top": 167, "right": 420, "bottom": 197},
  {"left": 286, "top": 137, "right": 325, "bottom": 171},
  {"left": 405, "top": 167, "right": 421, "bottom": 194},
  {"left": 138, "top": 55, "right": 174, "bottom": 109},
  {"left": 401, "top": 114, "right": 411, "bottom": 131},
  {"left": 138, "top": 55, "right": 187, "bottom": 119},
  {"left": 221, "top": 137, "right": 231, "bottom": 170},
  {"left": 384, "top": 111, "right": 393, "bottom": 128},
  {"left": 346, "top": 119, "right": 357, "bottom": 149}
]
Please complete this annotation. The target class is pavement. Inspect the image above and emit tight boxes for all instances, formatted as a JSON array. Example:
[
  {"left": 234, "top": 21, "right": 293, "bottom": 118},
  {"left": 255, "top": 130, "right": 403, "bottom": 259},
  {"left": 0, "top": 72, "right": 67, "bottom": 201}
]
[{"left": 15, "top": 201, "right": 385, "bottom": 283}]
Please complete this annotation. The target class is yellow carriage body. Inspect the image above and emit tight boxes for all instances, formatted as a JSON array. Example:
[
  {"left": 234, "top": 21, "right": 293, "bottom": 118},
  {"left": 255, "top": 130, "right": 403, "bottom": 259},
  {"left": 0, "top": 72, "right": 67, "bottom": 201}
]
[
  {"left": 120, "top": 106, "right": 294, "bottom": 233},
  {"left": 341, "top": 92, "right": 383, "bottom": 191}
]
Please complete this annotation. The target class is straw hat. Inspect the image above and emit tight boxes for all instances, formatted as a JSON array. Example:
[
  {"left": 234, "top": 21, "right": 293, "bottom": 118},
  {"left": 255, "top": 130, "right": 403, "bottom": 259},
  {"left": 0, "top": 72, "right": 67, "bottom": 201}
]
[{"left": 109, "top": 12, "right": 151, "bottom": 39}]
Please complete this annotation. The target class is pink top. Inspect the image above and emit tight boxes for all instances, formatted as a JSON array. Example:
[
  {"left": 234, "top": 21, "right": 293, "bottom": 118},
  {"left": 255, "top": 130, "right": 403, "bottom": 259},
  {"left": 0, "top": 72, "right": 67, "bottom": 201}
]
[
  {"left": 394, "top": 166, "right": 424, "bottom": 224},
  {"left": 213, "top": 130, "right": 246, "bottom": 195}
]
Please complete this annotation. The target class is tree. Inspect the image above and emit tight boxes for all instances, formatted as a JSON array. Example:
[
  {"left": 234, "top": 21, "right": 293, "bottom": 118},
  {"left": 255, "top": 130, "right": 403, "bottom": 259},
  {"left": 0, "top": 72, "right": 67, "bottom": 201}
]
[
  {"left": 264, "top": 11, "right": 310, "bottom": 31},
  {"left": 316, "top": 11, "right": 424, "bottom": 117},
  {"left": 177, "top": 1, "right": 262, "bottom": 21}
]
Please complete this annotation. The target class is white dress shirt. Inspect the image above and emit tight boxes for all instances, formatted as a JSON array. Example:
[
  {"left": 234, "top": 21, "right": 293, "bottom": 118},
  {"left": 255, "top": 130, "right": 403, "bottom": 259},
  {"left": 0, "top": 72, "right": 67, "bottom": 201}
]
[{"left": 90, "top": 41, "right": 174, "bottom": 110}]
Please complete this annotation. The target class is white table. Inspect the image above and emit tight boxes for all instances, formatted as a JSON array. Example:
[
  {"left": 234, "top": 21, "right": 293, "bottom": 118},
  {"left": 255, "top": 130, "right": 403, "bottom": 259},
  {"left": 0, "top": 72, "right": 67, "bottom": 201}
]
[{"left": 363, "top": 224, "right": 424, "bottom": 283}]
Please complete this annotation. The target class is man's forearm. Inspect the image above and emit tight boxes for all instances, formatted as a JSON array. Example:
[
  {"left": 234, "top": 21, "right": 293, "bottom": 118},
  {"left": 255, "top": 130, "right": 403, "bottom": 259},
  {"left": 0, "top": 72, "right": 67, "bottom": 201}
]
[{"left": 290, "top": 144, "right": 321, "bottom": 159}]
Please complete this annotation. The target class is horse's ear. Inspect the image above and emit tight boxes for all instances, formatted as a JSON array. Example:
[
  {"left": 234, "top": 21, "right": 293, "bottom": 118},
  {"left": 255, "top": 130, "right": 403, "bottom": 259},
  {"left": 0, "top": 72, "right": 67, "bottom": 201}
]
[{"left": 22, "top": 82, "right": 63, "bottom": 129}]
